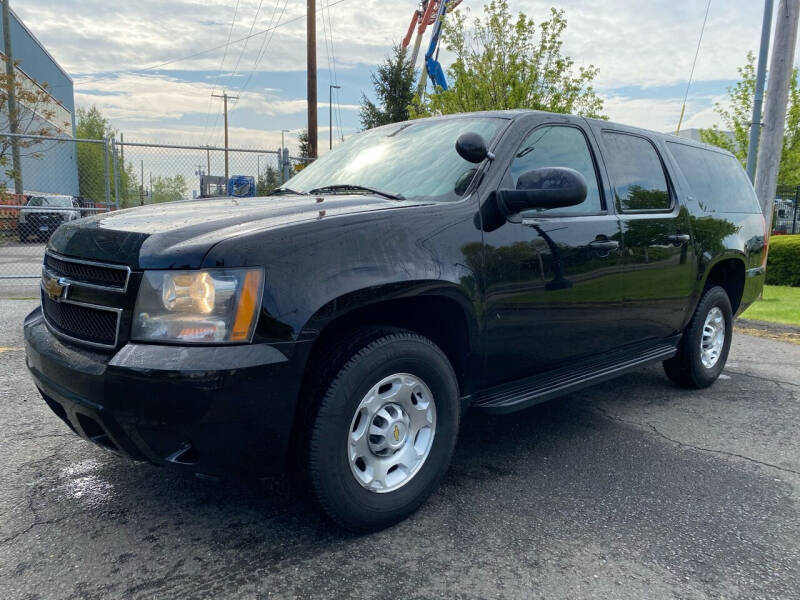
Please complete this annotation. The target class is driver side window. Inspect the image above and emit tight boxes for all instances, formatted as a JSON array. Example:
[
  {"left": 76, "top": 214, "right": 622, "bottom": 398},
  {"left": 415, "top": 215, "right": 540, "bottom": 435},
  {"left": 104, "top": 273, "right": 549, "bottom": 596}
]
[{"left": 509, "top": 125, "right": 603, "bottom": 214}]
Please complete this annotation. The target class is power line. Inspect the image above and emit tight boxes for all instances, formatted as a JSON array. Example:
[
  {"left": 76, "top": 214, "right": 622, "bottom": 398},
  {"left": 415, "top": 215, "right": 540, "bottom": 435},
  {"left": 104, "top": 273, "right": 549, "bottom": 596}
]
[
  {"left": 71, "top": 0, "right": 350, "bottom": 87},
  {"left": 220, "top": 0, "right": 288, "bottom": 148},
  {"left": 228, "top": 0, "right": 266, "bottom": 79},
  {"left": 202, "top": 0, "right": 241, "bottom": 144},
  {"left": 234, "top": 0, "right": 289, "bottom": 98},
  {"left": 325, "top": 1, "right": 344, "bottom": 142},
  {"left": 676, "top": 0, "right": 712, "bottom": 134}
]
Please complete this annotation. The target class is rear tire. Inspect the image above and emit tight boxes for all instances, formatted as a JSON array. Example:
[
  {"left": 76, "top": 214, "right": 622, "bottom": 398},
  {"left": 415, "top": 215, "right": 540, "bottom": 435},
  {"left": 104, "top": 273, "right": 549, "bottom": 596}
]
[
  {"left": 663, "top": 286, "right": 732, "bottom": 389},
  {"left": 307, "top": 328, "right": 459, "bottom": 531}
]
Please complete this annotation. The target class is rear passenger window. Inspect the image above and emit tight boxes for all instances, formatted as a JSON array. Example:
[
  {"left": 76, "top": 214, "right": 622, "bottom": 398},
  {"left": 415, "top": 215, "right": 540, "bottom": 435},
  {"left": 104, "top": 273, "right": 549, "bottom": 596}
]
[
  {"left": 666, "top": 142, "right": 762, "bottom": 213},
  {"left": 602, "top": 132, "right": 671, "bottom": 211}
]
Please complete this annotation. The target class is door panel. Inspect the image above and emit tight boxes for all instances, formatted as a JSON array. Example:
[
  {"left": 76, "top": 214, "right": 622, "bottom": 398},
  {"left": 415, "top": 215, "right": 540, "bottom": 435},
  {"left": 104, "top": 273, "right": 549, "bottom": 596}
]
[
  {"left": 598, "top": 130, "right": 697, "bottom": 341},
  {"left": 481, "top": 123, "right": 626, "bottom": 387},
  {"left": 482, "top": 215, "right": 626, "bottom": 385}
]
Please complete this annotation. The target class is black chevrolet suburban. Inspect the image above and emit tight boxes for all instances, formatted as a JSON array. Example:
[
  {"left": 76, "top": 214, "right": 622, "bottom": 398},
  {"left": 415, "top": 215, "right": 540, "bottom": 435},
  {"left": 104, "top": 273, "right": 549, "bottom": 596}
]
[{"left": 24, "top": 111, "right": 767, "bottom": 530}]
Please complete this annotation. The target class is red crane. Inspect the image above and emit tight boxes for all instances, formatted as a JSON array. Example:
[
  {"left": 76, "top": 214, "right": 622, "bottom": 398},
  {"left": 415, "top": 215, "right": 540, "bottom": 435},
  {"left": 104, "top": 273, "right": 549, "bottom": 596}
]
[{"left": 402, "top": 0, "right": 462, "bottom": 77}]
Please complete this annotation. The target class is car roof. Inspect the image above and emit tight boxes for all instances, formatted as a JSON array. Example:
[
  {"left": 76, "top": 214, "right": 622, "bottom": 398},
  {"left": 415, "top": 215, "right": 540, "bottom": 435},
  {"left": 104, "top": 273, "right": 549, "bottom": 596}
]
[{"left": 423, "top": 110, "right": 737, "bottom": 159}]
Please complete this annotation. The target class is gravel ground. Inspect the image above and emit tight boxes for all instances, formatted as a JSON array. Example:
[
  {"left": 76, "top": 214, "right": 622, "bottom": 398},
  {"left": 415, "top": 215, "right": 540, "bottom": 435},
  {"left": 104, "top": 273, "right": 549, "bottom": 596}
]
[{"left": 1, "top": 298, "right": 799, "bottom": 600}]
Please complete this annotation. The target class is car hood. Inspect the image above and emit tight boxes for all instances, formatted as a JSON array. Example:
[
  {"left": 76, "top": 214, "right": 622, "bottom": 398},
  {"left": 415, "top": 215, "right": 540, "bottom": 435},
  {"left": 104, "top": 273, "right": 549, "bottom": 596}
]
[{"left": 48, "top": 194, "right": 429, "bottom": 269}]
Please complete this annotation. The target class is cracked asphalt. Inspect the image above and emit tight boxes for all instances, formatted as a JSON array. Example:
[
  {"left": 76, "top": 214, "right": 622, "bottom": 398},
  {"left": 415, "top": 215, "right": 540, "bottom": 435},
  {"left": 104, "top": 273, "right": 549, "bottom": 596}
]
[{"left": 1, "top": 298, "right": 799, "bottom": 600}]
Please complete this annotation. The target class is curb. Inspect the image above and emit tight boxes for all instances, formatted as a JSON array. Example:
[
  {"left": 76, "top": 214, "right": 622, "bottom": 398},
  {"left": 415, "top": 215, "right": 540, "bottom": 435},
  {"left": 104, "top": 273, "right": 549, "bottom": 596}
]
[{"left": 735, "top": 317, "right": 800, "bottom": 335}]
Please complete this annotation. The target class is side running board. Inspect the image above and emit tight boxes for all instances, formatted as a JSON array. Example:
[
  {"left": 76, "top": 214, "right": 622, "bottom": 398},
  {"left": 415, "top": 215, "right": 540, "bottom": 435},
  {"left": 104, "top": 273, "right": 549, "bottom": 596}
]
[{"left": 472, "top": 342, "right": 678, "bottom": 414}]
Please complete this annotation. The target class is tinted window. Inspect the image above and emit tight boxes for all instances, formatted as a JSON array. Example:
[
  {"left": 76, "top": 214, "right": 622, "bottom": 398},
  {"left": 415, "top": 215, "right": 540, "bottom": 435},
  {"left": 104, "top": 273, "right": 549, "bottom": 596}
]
[
  {"left": 509, "top": 126, "right": 602, "bottom": 214},
  {"left": 602, "top": 132, "right": 670, "bottom": 211},
  {"left": 667, "top": 142, "right": 762, "bottom": 214},
  {"left": 27, "top": 196, "right": 71, "bottom": 207}
]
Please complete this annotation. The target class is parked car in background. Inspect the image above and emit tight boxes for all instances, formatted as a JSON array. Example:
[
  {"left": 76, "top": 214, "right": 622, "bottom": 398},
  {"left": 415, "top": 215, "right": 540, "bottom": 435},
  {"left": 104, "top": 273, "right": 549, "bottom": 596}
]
[
  {"left": 23, "top": 110, "right": 767, "bottom": 531},
  {"left": 773, "top": 197, "right": 799, "bottom": 235},
  {"left": 18, "top": 194, "right": 81, "bottom": 242}
]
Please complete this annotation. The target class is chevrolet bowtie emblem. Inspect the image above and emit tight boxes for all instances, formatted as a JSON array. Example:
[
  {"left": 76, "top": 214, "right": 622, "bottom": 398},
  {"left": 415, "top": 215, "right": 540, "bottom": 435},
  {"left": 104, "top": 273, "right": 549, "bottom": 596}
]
[
  {"left": 42, "top": 271, "right": 69, "bottom": 302},
  {"left": 393, "top": 424, "right": 400, "bottom": 442}
]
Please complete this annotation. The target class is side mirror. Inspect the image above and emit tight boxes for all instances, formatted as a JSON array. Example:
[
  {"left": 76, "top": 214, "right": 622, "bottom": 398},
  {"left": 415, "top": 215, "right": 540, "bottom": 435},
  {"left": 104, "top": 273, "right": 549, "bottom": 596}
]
[
  {"left": 497, "top": 167, "right": 587, "bottom": 215},
  {"left": 456, "top": 132, "right": 494, "bottom": 164}
]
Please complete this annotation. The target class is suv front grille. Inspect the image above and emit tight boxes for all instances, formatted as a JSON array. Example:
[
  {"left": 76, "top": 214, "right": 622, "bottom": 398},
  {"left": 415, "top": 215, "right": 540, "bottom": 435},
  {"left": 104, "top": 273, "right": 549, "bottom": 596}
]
[
  {"left": 41, "top": 251, "right": 131, "bottom": 349},
  {"left": 44, "top": 252, "right": 129, "bottom": 290},
  {"left": 42, "top": 294, "right": 119, "bottom": 346}
]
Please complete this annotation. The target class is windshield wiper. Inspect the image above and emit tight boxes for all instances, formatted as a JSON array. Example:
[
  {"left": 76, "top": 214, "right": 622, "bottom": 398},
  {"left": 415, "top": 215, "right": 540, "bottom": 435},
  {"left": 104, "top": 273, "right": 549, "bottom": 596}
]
[
  {"left": 307, "top": 184, "right": 405, "bottom": 201},
  {"left": 267, "top": 187, "right": 308, "bottom": 196}
]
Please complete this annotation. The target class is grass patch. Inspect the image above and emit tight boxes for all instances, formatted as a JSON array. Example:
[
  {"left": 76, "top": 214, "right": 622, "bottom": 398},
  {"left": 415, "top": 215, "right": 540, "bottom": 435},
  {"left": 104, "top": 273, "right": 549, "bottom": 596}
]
[{"left": 741, "top": 285, "right": 800, "bottom": 326}]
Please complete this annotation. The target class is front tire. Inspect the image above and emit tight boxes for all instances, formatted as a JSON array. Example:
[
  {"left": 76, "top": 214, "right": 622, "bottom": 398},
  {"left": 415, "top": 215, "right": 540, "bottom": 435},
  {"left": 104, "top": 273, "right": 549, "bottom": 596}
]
[
  {"left": 663, "top": 286, "right": 733, "bottom": 389},
  {"left": 307, "top": 329, "right": 460, "bottom": 531}
]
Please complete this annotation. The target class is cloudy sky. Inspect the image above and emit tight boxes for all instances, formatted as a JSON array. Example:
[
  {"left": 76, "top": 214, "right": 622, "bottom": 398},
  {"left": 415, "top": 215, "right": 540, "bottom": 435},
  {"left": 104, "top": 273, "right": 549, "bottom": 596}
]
[{"left": 14, "top": 0, "right": 798, "bottom": 154}]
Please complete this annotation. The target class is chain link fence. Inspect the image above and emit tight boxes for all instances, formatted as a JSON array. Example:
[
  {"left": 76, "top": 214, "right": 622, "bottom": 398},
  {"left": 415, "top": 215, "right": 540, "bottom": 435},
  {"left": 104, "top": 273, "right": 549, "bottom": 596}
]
[
  {"left": 0, "top": 132, "right": 313, "bottom": 290},
  {"left": 774, "top": 185, "right": 800, "bottom": 236}
]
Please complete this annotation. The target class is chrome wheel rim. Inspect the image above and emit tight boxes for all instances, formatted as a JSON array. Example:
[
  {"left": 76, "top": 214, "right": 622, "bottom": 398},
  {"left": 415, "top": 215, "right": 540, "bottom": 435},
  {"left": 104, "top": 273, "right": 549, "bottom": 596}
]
[
  {"left": 347, "top": 373, "right": 436, "bottom": 493},
  {"left": 700, "top": 306, "right": 725, "bottom": 368}
]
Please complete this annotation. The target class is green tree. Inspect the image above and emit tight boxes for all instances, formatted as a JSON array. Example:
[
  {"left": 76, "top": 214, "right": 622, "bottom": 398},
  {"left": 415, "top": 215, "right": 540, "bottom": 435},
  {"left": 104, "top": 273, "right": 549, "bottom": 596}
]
[
  {"left": 297, "top": 129, "right": 311, "bottom": 159},
  {"left": 150, "top": 174, "right": 188, "bottom": 204},
  {"left": 256, "top": 164, "right": 280, "bottom": 195},
  {"left": 360, "top": 45, "right": 418, "bottom": 129},
  {"left": 75, "top": 105, "right": 136, "bottom": 206},
  {"left": 700, "top": 52, "right": 800, "bottom": 185},
  {"left": 412, "top": 2, "right": 605, "bottom": 119}
]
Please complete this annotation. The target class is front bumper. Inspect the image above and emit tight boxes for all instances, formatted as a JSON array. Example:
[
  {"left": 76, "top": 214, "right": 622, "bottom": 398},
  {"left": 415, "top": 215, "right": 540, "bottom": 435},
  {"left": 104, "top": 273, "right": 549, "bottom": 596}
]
[{"left": 24, "top": 306, "right": 309, "bottom": 477}]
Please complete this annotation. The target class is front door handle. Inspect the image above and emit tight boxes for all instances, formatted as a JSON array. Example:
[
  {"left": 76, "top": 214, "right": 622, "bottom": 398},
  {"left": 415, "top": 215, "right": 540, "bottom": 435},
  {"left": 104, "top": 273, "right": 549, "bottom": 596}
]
[
  {"left": 588, "top": 239, "right": 620, "bottom": 251},
  {"left": 667, "top": 233, "right": 691, "bottom": 244}
]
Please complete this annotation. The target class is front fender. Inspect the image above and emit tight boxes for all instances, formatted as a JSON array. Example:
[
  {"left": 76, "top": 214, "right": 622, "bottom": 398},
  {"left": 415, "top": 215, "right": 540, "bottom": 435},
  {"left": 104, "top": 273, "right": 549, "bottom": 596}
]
[{"left": 201, "top": 201, "right": 485, "bottom": 344}]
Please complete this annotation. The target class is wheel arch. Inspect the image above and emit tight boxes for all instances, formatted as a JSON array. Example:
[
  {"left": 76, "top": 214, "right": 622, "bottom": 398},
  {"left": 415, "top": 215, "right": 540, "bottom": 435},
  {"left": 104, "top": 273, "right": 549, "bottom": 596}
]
[
  {"left": 286, "top": 283, "right": 481, "bottom": 471},
  {"left": 701, "top": 255, "right": 746, "bottom": 314},
  {"left": 299, "top": 282, "right": 481, "bottom": 396}
]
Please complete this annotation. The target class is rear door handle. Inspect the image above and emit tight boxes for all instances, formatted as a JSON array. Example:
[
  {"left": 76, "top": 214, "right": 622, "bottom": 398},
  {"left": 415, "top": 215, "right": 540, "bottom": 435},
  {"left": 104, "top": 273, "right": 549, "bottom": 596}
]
[
  {"left": 667, "top": 233, "right": 691, "bottom": 243},
  {"left": 588, "top": 239, "right": 620, "bottom": 251}
]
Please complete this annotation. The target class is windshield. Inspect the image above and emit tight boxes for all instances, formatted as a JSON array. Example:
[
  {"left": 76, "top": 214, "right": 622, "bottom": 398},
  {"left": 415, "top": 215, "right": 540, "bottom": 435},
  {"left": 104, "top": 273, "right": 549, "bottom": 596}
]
[
  {"left": 288, "top": 117, "right": 505, "bottom": 201},
  {"left": 26, "top": 196, "right": 72, "bottom": 207}
]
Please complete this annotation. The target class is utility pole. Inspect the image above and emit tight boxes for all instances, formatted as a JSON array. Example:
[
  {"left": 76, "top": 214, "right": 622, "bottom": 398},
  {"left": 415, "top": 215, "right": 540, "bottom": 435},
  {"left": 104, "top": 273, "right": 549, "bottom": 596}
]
[
  {"left": 206, "top": 145, "right": 211, "bottom": 176},
  {"left": 329, "top": 84, "right": 340, "bottom": 150},
  {"left": 211, "top": 91, "right": 238, "bottom": 181},
  {"left": 2, "top": 0, "right": 22, "bottom": 195},
  {"left": 746, "top": 0, "right": 774, "bottom": 182},
  {"left": 307, "top": 0, "right": 318, "bottom": 158},
  {"left": 755, "top": 0, "right": 800, "bottom": 230}
]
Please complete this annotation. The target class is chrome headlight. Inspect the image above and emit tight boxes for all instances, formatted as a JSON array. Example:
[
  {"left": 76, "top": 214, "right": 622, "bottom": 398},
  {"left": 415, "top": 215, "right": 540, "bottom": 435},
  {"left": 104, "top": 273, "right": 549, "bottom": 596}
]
[{"left": 132, "top": 268, "right": 263, "bottom": 343}]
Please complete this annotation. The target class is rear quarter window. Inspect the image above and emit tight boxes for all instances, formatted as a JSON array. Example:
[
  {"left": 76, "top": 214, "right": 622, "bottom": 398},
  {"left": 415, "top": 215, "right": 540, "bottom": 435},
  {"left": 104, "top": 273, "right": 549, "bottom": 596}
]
[{"left": 666, "top": 141, "right": 762, "bottom": 214}]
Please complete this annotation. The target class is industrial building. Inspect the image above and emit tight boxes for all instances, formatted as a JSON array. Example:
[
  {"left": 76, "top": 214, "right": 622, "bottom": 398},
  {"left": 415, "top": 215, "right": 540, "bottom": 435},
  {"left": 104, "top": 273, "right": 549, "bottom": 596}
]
[{"left": 0, "top": 5, "right": 77, "bottom": 196}]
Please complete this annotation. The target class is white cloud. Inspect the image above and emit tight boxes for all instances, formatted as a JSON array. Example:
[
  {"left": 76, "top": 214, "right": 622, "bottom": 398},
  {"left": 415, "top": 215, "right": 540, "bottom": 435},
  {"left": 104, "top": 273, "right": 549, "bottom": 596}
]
[
  {"left": 15, "top": 0, "right": 792, "bottom": 140},
  {"left": 74, "top": 73, "right": 359, "bottom": 122},
  {"left": 17, "top": 0, "right": 788, "bottom": 89},
  {"left": 603, "top": 92, "right": 729, "bottom": 133}
]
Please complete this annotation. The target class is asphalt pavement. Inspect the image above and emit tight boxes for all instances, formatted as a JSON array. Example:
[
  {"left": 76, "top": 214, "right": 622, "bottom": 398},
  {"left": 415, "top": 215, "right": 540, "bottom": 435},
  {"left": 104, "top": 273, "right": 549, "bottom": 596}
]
[
  {"left": 0, "top": 242, "right": 44, "bottom": 298},
  {"left": 1, "top": 298, "right": 798, "bottom": 600}
]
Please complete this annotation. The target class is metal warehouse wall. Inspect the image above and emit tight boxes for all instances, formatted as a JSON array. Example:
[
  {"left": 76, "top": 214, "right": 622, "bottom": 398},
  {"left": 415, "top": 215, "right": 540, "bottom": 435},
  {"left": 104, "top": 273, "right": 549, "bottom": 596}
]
[{"left": 0, "top": 7, "right": 78, "bottom": 196}]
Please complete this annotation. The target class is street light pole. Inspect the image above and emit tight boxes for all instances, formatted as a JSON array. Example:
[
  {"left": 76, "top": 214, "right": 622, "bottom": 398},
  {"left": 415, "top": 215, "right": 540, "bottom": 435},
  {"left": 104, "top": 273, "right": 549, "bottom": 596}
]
[
  {"left": 281, "top": 129, "right": 290, "bottom": 155},
  {"left": 329, "top": 84, "right": 341, "bottom": 150}
]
